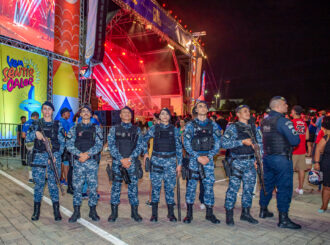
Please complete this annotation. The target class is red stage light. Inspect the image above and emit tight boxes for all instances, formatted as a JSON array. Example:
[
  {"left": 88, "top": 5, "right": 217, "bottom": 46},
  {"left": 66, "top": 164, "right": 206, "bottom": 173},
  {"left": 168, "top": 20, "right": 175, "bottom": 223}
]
[
  {"left": 143, "top": 77, "right": 146, "bottom": 80},
  {"left": 128, "top": 89, "right": 130, "bottom": 91},
  {"left": 202, "top": 43, "right": 205, "bottom": 47},
  {"left": 184, "top": 25, "right": 187, "bottom": 28},
  {"left": 135, "top": 88, "right": 138, "bottom": 91},
  {"left": 138, "top": 77, "right": 141, "bottom": 80},
  {"left": 113, "top": 65, "right": 117, "bottom": 69},
  {"left": 169, "top": 10, "right": 173, "bottom": 14},
  {"left": 122, "top": 52, "right": 126, "bottom": 56},
  {"left": 139, "top": 60, "right": 144, "bottom": 64},
  {"left": 119, "top": 78, "right": 121, "bottom": 81},
  {"left": 134, "top": 78, "right": 137, "bottom": 80},
  {"left": 130, "top": 78, "right": 133, "bottom": 81},
  {"left": 115, "top": 89, "right": 118, "bottom": 92},
  {"left": 162, "top": 3, "right": 166, "bottom": 7},
  {"left": 174, "top": 15, "right": 177, "bottom": 19},
  {"left": 179, "top": 19, "right": 182, "bottom": 23},
  {"left": 189, "top": 30, "right": 192, "bottom": 33},
  {"left": 138, "top": 88, "right": 142, "bottom": 91},
  {"left": 106, "top": 78, "right": 109, "bottom": 82}
]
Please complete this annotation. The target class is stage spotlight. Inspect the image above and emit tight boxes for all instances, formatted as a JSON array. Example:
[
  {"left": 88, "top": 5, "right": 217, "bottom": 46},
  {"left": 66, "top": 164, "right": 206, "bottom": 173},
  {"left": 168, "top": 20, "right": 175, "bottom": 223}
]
[
  {"left": 174, "top": 15, "right": 177, "bottom": 19},
  {"left": 184, "top": 25, "right": 187, "bottom": 28},
  {"left": 162, "top": 3, "right": 166, "bottom": 7},
  {"left": 139, "top": 60, "right": 144, "bottom": 64},
  {"left": 106, "top": 78, "right": 109, "bottom": 82},
  {"left": 128, "top": 89, "right": 131, "bottom": 91},
  {"left": 115, "top": 89, "right": 118, "bottom": 92},
  {"left": 122, "top": 52, "right": 126, "bottom": 56},
  {"left": 168, "top": 44, "right": 175, "bottom": 50},
  {"left": 138, "top": 88, "right": 142, "bottom": 91},
  {"left": 179, "top": 19, "right": 182, "bottom": 23},
  {"left": 113, "top": 65, "right": 117, "bottom": 69}
]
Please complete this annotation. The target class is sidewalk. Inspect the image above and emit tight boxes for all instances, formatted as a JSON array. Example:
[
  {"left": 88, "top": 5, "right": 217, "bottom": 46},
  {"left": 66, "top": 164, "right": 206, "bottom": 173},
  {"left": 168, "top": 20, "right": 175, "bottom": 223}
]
[{"left": 0, "top": 153, "right": 329, "bottom": 245}]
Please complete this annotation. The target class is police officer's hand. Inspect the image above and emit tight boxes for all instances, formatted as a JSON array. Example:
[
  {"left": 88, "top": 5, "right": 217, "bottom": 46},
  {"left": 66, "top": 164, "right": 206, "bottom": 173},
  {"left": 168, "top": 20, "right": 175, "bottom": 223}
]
[
  {"left": 198, "top": 156, "right": 209, "bottom": 165},
  {"left": 242, "top": 138, "right": 253, "bottom": 146},
  {"left": 36, "top": 131, "right": 45, "bottom": 141},
  {"left": 176, "top": 165, "right": 182, "bottom": 176},
  {"left": 121, "top": 158, "right": 131, "bottom": 169},
  {"left": 79, "top": 152, "right": 89, "bottom": 163},
  {"left": 314, "top": 163, "right": 320, "bottom": 171},
  {"left": 254, "top": 161, "right": 258, "bottom": 170}
]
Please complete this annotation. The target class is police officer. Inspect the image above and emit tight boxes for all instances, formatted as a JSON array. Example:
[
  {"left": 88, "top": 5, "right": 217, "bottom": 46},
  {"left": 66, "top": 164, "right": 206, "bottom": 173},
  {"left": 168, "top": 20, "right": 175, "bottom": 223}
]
[
  {"left": 222, "top": 105, "right": 261, "bottom": 226},
  {"left": 66, "top": 105, "right": 103, "bottom": 222},
  {"left": 26, "top": 102, "right": 65, "bottom": 221},
  {"left": 260, "top": 96, "right": 301, "bottom": 229},
  {"left": 107, "top": 106, "right": 144, "bottom": 222},
  {"left": 143, "top": 108, "right": 182, "bottom": 222},
  {"left": 183, "top": 101, "right": 221, "bottom": 224}
]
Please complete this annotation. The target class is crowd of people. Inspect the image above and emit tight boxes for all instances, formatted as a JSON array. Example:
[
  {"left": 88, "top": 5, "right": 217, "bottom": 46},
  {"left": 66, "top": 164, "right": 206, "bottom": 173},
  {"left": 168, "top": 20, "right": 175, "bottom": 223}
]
[{"left": 17, "top": 96, "right": 329, "bottom": 229}]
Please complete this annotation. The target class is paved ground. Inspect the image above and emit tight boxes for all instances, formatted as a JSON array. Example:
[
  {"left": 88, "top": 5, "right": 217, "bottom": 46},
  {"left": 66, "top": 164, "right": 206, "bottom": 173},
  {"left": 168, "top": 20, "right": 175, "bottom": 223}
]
[{"left": 0, "top": 153, "right": 329, "bottom": 245}]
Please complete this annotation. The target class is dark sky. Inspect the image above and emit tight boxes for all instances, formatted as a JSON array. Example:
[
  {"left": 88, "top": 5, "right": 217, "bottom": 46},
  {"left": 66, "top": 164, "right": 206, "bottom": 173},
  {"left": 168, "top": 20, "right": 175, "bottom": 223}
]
[{"left": 164, "top": 0, "right": 330, "bottom": 109}]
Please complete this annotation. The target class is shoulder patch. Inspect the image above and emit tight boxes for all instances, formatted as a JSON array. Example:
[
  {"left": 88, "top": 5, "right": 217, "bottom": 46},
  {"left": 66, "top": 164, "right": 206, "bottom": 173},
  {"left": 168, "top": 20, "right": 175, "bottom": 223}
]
[{"left": 215, "top": 129, "right": 222, "bottom": 137}]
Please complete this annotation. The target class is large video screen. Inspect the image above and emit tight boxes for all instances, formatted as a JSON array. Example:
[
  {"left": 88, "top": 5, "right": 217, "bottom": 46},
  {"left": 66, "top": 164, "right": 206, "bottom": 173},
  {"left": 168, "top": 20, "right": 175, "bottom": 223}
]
[{"left": 0, "top": 0, "right": 55, "bottom": 51}]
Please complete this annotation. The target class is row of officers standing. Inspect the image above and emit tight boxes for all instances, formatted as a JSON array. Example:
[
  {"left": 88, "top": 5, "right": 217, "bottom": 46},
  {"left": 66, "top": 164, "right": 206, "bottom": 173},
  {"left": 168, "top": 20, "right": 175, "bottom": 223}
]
[{"left": 26, "top": 96, "right": 301, "bottom": 229}]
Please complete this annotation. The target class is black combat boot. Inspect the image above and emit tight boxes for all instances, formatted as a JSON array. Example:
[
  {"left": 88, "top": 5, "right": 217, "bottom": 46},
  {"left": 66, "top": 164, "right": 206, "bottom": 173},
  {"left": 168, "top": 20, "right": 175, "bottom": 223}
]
[
  {"left": 53, "top": 202, "right": 62, "bottom": 221},
  {"left": 150, "top": 203, "right": 158, "bottom": 222},
  {"left": 89, "top": 206, "right": 100, "bottom": 221},
  {"left": 259, "top": 206, "right": 274, "bottom": 218},
  {"left": 225, "top": 208, "right": 234, "bottom": 226},
  {"left": 183, "top": 204, "right": 193, "bottom": 224},
  {"left": 108, "top": 204, "right": 118, "bottom": 222},
  {"left": 205, "top": 205, "right": 220, "bottom": 224},
  {"left": 131, "top": 205, "right": 143, "bottom": 222},
  {"left": 69, "top": 206, "right": 81, "bottom": 223},
  {"left": 167, "top": 204, "right": 177, "bottom": 222},
  {"left": 240, "top": 207, "right": 258, "bottom": 224},
  {"left": 31, "top": 202, "right": 41, "bottom": 221},
  {"left": 278, "top": 212, "right": 301, "bottom": 229},
  {"left": 67, "top": 186, "right": 74, "bottom": 195}
]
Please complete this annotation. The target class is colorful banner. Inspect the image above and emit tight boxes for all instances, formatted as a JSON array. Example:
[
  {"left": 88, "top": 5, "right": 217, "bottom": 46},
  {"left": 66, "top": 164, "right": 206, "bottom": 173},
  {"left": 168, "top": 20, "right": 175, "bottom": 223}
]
[
  {"left": 0, "top": 44, "right": 48, "bottom": 125},
  {"left": 52, "top": 59, "right": 79, "bottom": 122}
]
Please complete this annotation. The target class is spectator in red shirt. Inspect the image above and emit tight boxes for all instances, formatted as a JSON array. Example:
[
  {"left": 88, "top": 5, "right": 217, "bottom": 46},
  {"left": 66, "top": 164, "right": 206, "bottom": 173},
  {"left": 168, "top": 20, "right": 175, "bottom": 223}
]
[{"left": 291, "top": 105, "right": 309, "bottom": 195}]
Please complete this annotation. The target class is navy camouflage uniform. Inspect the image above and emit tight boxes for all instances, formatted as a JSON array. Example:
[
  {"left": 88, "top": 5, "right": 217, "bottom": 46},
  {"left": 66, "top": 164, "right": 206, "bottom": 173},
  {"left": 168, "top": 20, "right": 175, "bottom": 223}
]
[
  {"left": 26, "top": 119, "right": 65, "bottom": 203},
  {"left": 108, "top": 122, "right": 144, "bottom": 206},
  {"left": 184, "top": 118, "right": 221, "bottom": 207},
  {"left": 66, "top": 122, "right": 103, "bottom": 207},
  {"left": 143, "top": 123, "right": 183, "bottom": 204},
  {"left": 222, "top": 122, "right": 262, "bottom": 210}
]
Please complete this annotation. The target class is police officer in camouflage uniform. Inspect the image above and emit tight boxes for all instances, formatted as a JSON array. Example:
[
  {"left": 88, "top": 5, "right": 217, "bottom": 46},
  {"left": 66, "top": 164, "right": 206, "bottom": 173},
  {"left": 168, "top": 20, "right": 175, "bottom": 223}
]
[
  {"left": 260, "top": 96, "right": 301, "bottom": 229},
  {"left": 26, "top": 101, "right": 65, "bottom": 221},
  {"left": 222, "top": 105, "right": 261, "bottom": 226},
  {"left": 143, "top": 108, "right": 182, "bottom": 222},
  {"left": 107, "top": 106, "right": 144, "bottom": 222},
  {"left": 66, "top": 105, "right": 103, "bottom": 222},
  {"left": 183, "top": 101, "right": 221, "bottom": 224}
]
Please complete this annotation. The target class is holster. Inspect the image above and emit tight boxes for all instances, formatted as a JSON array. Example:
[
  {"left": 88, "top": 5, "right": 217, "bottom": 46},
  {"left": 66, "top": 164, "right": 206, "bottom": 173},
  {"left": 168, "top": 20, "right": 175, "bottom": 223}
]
[
  {"left": 145, "top": 157, "right": 151, "bottom": 172},
  {"left": 120, "top": 165, "right": 131, "bottom": 184},
  {"left": 135, "top": 160, "right": 143, "bottom": 179},
  {"left": 181, "top": 157, "right": 190, "bottom": 180},
  {"left": 197, "top": 162, "right": 206, "bottom": 179},
  {"left": 222, "top": 159, "right": 232, "bottom": 177},
  {"left": 106, "top": 164, "right": 114, "bottom": 181}
]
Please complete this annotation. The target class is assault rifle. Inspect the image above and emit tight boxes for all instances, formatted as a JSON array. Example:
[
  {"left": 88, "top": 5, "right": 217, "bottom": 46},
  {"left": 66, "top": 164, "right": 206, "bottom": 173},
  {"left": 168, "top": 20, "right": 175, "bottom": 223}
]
[
  {"left": 38, "top": 120, "right": 65, "bottom": 196},
  {"left": 245, "top": 119, "right": 267, "bottom": 196}
]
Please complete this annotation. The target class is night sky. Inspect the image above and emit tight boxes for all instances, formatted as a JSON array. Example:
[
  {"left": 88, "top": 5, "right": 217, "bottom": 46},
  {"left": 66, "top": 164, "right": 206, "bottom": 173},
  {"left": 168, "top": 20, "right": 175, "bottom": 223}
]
[{"left": 164, "top": 0, "right": 330, "bottom": 109}]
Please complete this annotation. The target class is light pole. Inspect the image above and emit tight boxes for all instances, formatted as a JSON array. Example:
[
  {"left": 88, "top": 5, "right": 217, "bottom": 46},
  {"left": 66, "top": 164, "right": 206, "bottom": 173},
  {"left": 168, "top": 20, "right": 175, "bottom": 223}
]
[{"left": 214, "top": 93, "right": 220, "bottom": 109}]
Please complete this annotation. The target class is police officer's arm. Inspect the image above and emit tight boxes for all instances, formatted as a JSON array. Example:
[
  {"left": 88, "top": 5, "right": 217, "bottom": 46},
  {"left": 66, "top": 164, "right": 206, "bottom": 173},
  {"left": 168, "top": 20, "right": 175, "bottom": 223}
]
[
  {"left": 26, "top": 121, "right": 38, "bottom": 143},
  {"left": 207, "top": 121, "right": 221, "bottom": 159},
  {"left": 57, "top": 123, "right": 66, "bottom": 155},
  {"left": 86, "top": 125, "right": 103, "bottom": 156},
  {"left": 142, "top": 125, "right": 155, "bottom": 155},
  {"left": 183, "top": 122, "right": 199, "bottom": 159},
  {"left": 277, "top": 118, "right": 300, "bottom": 146},
  {"left": 66, "top": 125, "right": 83, "bottom": 156},
  {"left": 108, "top": 126, "right": 124, "bottom": 160},
  {"left": 129, "top": 127, "right": 144, "bottom": 159},
  {"left": 174, "top": 128, "right": 183, "bottom": 166},
  {"left": 221, "top": 124, "right": 243, "bottom": 149}
]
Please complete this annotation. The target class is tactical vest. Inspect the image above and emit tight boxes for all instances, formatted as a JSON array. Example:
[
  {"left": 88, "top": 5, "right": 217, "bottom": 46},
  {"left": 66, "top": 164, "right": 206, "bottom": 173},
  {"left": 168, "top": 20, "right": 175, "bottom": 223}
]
[
  {"left": 115, "top": 125, "right": 138, "bottom": 158},
  {"left": 34, "top": 120, "right": 60, "bottom": 153},
  {"left": 230, "top": 122, "right": 255, "bottom": 155},
  {"left": 75, "top": 123, "right": 96, "bottom": 152},
  {"left": 191, "top": 120, "right": 214, "bottom": 152},
  {"left": 261, "top": 115, "right": 291, "bottom": 155},
  {"left": 153, "top": 124, "right": 176, "bottom": 152}
]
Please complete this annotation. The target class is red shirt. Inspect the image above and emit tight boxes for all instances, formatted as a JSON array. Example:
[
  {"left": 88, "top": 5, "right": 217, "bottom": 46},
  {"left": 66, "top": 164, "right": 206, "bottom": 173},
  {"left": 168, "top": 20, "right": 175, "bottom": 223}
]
[
  {"left": 292, "top": 118, "right": 307, "bottom": 154},
  {"left": 315, "top": 129, "right": 325, "bottom": 144}
]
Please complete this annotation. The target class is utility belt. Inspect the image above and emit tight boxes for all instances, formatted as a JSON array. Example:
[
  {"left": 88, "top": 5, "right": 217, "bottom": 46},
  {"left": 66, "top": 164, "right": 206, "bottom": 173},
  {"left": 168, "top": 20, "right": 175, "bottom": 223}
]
[
  {"left": 106, "top": 159, "right": 143, "bottom": 184},
  {"left": 74, "top": 154, "right": 100, "bottom": 162},
  {"left": 152, "top": 152, "right": 176, "bottom": 159},
  {"left": 30, "top": 163, "right": 47, "bottom": 168},
  {"left": 231, "top": 154, "right": 255, "bottom": 160}
]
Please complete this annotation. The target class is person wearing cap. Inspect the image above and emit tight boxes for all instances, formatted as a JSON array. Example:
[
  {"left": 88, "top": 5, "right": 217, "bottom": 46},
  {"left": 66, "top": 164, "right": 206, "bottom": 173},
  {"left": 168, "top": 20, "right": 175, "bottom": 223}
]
[
  {"left": 222, "top": 105, "right": 262, "bottom": 226},
  {"left": 291, "top": 105, "right": 309, "bottom": 195},
  {"left": 183, "top": 101, "right": 221, "bottom": 224},
  {"left": 143, "top": 107, "right": 183, "bottom": 223},
  {"left": 107, "top": 106, "right": 145, "bottom": 222},
  {"left": 260, "top": 96, "right": 301, "bottom": 229},
  {"left": 59, "top": 107, "right": 74, "bottom": 193},
  {"left": 66, "top": 105, "right": 103, "bottom": 223},
  {"left": 26, "top": 101, "right": 66, "bottom": 221},
  {"left": 22, "top": 111, "right": 39, "bottom": 183}
]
